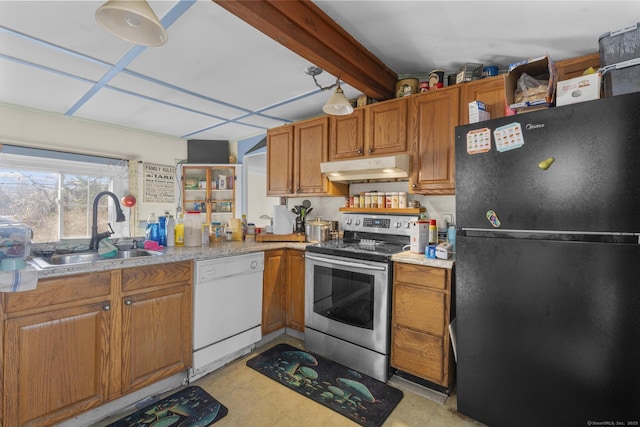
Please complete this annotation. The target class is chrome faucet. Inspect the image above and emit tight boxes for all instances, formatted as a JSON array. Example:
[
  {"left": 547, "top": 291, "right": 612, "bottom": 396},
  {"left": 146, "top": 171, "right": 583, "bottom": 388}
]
[{"left": 89, "top": 191, "right": 126, "bottom": 250}]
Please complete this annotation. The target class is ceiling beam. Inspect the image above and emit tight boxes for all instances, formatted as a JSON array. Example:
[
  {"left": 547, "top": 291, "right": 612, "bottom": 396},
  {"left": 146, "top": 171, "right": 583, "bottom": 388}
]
[{"left": 212, "top": 0, "right": 397, "bottom": 101}]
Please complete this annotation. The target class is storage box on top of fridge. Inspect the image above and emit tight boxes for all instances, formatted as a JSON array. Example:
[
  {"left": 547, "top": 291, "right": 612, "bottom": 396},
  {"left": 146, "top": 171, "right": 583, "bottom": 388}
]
[{"left": 598, "top": 22, "right": 640, "bottom": 97}]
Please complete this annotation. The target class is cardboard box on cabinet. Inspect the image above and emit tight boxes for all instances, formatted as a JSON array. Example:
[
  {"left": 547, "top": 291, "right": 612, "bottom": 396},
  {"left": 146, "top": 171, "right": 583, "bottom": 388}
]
[{"left": 504, "top": 55, "right": 557, "bottom": 113}]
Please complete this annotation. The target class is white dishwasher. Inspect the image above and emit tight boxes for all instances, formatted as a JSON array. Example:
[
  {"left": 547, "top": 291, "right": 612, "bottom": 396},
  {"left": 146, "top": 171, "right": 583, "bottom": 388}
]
[{"left": 189, "top": 252, "right": 264, "bottom": 382}]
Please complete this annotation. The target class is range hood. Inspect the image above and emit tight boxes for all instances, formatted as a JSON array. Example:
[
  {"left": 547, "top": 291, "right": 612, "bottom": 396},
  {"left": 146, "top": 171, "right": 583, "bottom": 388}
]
[{"left": 320, "top": 154, "right": 410, "bottom": 182}]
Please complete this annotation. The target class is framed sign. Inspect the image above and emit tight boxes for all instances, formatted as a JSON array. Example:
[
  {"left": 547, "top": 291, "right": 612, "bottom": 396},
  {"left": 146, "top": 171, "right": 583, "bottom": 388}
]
[{"left": 143, "top": 163, "right": 175, "bottom": 203}]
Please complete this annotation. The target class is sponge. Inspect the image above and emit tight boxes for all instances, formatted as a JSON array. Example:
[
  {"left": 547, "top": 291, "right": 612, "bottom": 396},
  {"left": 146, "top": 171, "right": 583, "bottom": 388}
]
[{"left": 98, "top": 238, "right": 118, "bottom": 258}]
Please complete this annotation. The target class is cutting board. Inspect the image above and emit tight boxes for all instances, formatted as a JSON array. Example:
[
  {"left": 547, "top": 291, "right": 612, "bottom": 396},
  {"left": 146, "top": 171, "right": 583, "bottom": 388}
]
[{"left": 256, "top": 232, "right": 306, "bottom": 242}]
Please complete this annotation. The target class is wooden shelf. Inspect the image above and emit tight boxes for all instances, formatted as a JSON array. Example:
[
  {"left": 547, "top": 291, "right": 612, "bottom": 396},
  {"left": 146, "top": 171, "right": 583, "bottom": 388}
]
[{"left": 339, "top": 207, "right": 426, "bottom": 214}]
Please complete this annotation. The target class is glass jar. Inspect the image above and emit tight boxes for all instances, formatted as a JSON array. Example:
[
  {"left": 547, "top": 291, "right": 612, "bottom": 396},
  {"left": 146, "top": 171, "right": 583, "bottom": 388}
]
[{"left": 391, "top": 192, "right": 399, "bottom": 208}]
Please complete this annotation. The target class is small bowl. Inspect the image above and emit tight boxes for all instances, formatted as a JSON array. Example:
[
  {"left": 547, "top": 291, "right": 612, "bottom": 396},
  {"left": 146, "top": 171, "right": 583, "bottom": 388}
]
[{"left": 0, "top": 257, "right": 26, "bottom": 271}]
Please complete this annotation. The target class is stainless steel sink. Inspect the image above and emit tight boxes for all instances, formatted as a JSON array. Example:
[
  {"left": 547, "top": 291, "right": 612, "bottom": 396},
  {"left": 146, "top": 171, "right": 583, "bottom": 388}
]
[{"left": 29, "top": 249, "right": 164, "bottom": 269}]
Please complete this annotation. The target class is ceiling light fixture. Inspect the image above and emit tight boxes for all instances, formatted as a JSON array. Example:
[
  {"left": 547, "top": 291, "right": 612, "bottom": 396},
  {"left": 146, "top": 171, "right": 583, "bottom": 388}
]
[
  {"left": 96, "top": 0, "right": 168, "bottom": 47},
  {"left": 305, "top": 66, "right": 354, "bottom": 116}
]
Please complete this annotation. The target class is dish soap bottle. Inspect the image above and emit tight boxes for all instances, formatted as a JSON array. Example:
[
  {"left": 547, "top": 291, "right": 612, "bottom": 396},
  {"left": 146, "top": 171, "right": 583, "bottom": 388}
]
[
  {"left": 146, "top": 212, "right": 160, "bottom": 243},
  {"left": 175, "top": 214, "right": 184, "bottom": 246}
]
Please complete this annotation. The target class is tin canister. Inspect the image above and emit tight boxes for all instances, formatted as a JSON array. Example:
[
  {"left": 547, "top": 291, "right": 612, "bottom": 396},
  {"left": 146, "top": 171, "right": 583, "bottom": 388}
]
[
  {"left": 419, "top": 81, "right": 430, "bottom": 92},
  {"left": 396, "top": 78, "right": 419, "bottom": 98},
  {"left": 428, "top": 70, "right": 445, "bottom": 90}
]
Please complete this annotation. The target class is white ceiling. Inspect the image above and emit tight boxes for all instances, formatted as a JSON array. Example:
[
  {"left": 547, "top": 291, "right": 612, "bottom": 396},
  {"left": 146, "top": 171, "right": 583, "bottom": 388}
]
[{"left": 0, "top": 1, "right": 638, "bottom": 142}]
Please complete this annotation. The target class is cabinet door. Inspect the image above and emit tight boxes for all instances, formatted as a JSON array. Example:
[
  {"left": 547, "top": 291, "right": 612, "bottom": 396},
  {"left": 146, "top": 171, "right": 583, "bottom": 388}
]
[
  {"left": 3, "top": 302, "right": 111, "bottom": 427},
  {"left": 329, "top": 108, "right": 365, "bottom": 160},
  {"left": 409, "top": 87, "right": 459, "bottom": 194},
  {"left": 182, "top": 165, "right": 209, "bottom": 214},
  {"left": 392, "top": 326, "right": 445, "bottom": 384},
  {"left": 365, "top": 97, "right": 408, "bottom": 156},
  {"left": 262, "top": 249, "right": 285, "bottom": 335},
  {"left": 209, "top": 165, "right": 238, "bottom": 223},
  {"left": 267, "top": 126, "right": 294, "bottom": 196},
  {"left": 459, "top": 76, "right": 506, "bottom": 125},
  {"left": 294, "top": 117, "right": 329, "bottom": 194},
  {"left": 121, "top": 284, "right": 192, "bottom": 393},
  {"left": 285, "top": 249, "right": 305, "bottom": 332}
]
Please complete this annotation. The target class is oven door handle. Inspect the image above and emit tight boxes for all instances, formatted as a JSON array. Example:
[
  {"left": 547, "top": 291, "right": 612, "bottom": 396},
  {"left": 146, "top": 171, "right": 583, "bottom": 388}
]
[{"left": 305, "top": 254, "right": 387, "bottom": 271}]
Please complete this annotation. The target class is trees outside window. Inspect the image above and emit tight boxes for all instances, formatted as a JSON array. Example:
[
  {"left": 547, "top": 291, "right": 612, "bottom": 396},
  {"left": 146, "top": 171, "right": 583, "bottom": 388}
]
[{"left": 0, "top": 148, "right": 129, "bottom": 243}]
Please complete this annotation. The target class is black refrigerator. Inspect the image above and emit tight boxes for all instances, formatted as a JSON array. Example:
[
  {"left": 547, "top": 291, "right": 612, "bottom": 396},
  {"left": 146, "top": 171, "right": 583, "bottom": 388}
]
[{"left": 454, "top": 92, "right": 640, "bottom": 426}]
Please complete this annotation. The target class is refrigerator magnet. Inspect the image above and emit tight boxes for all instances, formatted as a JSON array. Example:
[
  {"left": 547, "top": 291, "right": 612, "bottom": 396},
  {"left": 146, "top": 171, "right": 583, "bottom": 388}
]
[
  {"left": 486, "top": 210, "right": 501, "bottom": 227},
  {"left": 466, "top": 128, "right": 492, "bottom": 154},
  {"left": 494, "top": 122, "right": 525, "bottom": 152},
  {"left": 538, "top": 157, "right": 555, "bottom": 170}
]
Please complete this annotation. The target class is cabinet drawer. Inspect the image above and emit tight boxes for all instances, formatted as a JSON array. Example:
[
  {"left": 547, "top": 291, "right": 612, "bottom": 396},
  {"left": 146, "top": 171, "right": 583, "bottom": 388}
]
[
  {"left": 122, "top": 261, "right": 191, "bottom": 293},
  {"left": 395, "top": 262, "right": 447, "bottom": 290},
  {"left": 3, "top": 271, "right": 111, "bottom": 314},
  {"left": 392, "top": 326, "right": 444, "bottom": 384},
  {"left": 394, "top": 283, "right": 445, "bottom": 336}
]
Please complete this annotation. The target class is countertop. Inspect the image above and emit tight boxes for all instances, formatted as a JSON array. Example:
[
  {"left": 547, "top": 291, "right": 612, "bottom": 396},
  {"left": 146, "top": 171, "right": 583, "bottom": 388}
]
[
  {"left": 391, "top": 251, "right": 455, "bottom": 270},
  {"left": 28, "top": 242, "right": 454, "bottom": 279},
  {"left": 30, "top": 241, "right": 309, "bottom": 278}
]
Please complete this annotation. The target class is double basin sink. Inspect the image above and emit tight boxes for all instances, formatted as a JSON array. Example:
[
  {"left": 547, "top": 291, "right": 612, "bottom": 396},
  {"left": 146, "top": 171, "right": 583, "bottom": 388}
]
[{"left": 29, "top": 249, "right": 164, "bottom": 270}]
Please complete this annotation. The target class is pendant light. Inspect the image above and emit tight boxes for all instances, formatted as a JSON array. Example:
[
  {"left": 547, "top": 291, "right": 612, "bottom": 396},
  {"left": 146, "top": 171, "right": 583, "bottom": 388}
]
[
  {"left": 96, "top": 0, "right": 168, "bottom": 47},
  {"left": 306, "top": 66, "right": 354, "bottom": 116},
  {"left": 322, "top": 83, "right": 354, "bottom": 116}
]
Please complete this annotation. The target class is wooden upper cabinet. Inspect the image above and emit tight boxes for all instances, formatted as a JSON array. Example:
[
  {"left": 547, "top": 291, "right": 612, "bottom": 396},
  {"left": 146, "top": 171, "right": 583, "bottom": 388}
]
[
  {"left": 267, "top": 116, "right": 347, "bottom": 197},
  {"left": 329, "top": 108, "right": 365, "bottom": 160},
  {"left": 459, "top": 75, "right": 506, "bottom": 125},
  {"left": 409, "top": 86, "right": 459, "bottom": 195},
  {"left": 364, "top": 97, "right": 409, "bottom": 157},
  {"left": 294, "top": 116, "right": 330, "bottom": 194},
  {"left": 267, "top": 125, "right": 294, "bottom": 196},
  {"left": 555, "top": 52, "right": 600, "bottom": 81}
]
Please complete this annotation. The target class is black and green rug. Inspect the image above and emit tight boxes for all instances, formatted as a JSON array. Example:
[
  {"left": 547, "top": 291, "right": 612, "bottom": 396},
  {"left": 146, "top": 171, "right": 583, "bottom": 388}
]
[
  {"left": 246, "top": 344, "right": 403, "bottom": 427},
  {"left": 107, "top": 386, "right": 227, "bottom": 427}
]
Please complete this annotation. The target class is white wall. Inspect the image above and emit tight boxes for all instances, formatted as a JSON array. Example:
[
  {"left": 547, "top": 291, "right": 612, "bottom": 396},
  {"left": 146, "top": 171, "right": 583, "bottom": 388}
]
[
  {"left": 288, "top": 181, "right": 456, "bottom": 230},
  {"left": 0, "top": 104, "right": 187, "bottom": 236}
]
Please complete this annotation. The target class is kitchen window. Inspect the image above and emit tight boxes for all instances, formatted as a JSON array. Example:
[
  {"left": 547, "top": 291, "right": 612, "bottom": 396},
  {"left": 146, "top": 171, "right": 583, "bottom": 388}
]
[{"left": 0, "top": 145, "right": 129, "bottom": 243}]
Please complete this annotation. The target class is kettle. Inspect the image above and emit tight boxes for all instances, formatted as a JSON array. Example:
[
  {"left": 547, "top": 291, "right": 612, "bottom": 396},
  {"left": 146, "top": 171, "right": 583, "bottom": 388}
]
[{"left": 272, "top": 205, "right": 297, "bottom": 235}]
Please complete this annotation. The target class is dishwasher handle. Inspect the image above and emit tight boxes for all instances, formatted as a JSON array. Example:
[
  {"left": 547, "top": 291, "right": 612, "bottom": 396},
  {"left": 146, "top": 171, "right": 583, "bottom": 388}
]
[{"left": 305, "top": 254, "right": 387, "bottom": 271}]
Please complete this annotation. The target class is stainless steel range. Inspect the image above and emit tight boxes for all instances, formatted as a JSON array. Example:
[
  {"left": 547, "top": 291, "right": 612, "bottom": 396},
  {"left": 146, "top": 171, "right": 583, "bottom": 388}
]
[{"left": 304, "top": 213, "right": 418, "bottom": 382}]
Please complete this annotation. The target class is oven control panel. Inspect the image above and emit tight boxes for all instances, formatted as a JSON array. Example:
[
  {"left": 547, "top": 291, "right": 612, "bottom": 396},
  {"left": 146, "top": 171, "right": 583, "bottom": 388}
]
[{"left": 342, "top": 214, "right": 419, "bottom": 236}]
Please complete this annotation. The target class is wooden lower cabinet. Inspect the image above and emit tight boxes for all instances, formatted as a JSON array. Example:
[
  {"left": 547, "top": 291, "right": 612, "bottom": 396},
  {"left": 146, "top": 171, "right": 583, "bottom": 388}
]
[
  {"left": 0, "top": 261, "right": 193, "bottom": 427},
  {"left": 391, "top": 262, "right": 455, "bottom": 391},
  {"left": 262, "top": 249, "right": 305, "bottom": 335},
  {"left": 262, "top": 249, "right": 286, "bottom": 335},
  {"left": 1, "top": 271, "right": 113, "bottom": 427},
  {"left": 285, "top": 249, "right": 305, "bottom": 332},
  {"left": 120, "top": 262, "right": 192, "bottom": 395}
]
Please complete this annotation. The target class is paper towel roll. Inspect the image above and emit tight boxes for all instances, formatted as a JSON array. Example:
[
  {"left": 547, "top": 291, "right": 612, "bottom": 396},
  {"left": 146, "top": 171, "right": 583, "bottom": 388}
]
[{"left": 272, "top": 205, "right": 296, "bottom": 235}]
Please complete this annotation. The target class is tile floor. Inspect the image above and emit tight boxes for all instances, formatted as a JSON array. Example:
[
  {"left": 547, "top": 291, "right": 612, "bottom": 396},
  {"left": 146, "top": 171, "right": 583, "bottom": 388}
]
[{"left": 98, "top": 335, "right": 485, "bottom": 427}]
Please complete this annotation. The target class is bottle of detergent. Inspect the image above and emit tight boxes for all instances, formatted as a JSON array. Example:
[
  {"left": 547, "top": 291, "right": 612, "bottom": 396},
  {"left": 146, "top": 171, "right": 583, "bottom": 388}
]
[
  {"left": 175, "top": 214, "right": 184, "bottom": 246},
  {"left": 145, "top": 212, "right": 160, "bottom": 243}
]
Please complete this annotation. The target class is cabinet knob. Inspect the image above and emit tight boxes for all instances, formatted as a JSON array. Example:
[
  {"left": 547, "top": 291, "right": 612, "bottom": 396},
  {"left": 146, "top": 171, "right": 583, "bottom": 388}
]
[
  {"left": 357, "top": 149, "right": 363, "bottom": 154},
  {"left": 103, "top": 304, "right": 110, "bottom": 311},
  {"left": 412, "top": 183, "right": 417, "bottom": 188},
  {"left": 125, "top": 299, "right": 132, "bottom": 306},
  {"left": 368, "top": 148, "right": 373, "bottom": 153}
]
